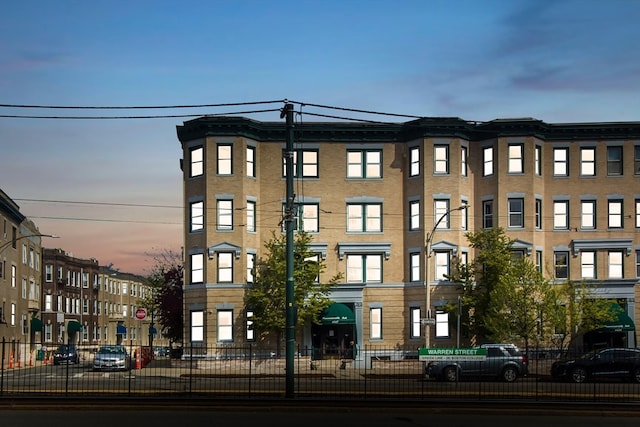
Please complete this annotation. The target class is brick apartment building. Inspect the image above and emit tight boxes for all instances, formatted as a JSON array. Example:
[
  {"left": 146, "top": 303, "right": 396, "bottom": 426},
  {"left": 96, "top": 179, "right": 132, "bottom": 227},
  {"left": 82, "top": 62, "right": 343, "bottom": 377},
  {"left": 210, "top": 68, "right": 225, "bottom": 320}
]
[{"left": 176, "top": 115, "right": 640, "bottom": 359}]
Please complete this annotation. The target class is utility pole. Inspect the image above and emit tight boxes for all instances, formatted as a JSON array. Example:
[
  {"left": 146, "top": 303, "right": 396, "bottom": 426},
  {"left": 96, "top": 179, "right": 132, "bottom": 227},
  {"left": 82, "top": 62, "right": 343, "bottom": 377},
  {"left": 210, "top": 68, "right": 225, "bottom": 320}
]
[{"left": 281, "top": 102, "right": 296, "bottom": 398}]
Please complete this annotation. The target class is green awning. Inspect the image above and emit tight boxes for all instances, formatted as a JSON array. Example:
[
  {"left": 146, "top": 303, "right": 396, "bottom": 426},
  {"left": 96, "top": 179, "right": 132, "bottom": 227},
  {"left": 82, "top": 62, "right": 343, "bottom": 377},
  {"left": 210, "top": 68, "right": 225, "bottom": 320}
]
[
  {"left": 30, "top": 317, "right": 43, "bottom": 332},
  {"left": 67, "top": 320, "right": 83, "bottom": 333},
  {"left": 601, "top": 303, "right": 635, "bottom": 332},
  {"left": 321, "top": 303, "right": 355, "bottom": 325}
]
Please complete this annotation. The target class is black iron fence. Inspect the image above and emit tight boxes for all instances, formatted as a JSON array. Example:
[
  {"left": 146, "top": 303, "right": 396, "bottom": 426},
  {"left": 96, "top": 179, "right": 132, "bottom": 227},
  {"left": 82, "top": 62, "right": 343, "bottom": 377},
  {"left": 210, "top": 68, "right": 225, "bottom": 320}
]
[{"left": 1, "top": 339, "right": 639, "bottom": 403}]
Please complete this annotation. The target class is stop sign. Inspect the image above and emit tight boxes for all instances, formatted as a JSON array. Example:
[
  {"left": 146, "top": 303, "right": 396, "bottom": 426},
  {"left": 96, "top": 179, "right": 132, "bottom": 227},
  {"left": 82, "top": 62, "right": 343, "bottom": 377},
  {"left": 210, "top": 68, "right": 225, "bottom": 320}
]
[{"left": 135, "top": 308, "right": 147, "bottom": 320}]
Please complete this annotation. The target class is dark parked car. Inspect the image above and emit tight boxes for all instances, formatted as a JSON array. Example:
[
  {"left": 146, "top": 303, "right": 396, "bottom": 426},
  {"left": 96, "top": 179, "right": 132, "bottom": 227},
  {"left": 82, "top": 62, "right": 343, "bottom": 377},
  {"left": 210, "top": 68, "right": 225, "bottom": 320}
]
[
  {"left": 53, "top": 344, "right": 80, "bottom": 365},
  {"left": 425, "top": 343, "right": 528, "bottom": 382},
  {"left": 551, "top": 347, "right": 640, "bottom": 383}
]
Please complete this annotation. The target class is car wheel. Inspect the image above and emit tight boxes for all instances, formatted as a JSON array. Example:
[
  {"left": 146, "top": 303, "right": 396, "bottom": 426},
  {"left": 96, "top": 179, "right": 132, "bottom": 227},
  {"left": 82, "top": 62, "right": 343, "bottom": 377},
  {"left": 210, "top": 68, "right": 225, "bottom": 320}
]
[
  {"left": 443, "top": 366, "right": 458, "bottom": 382},
  {"left": 501, "top": 366, "right": 518, "bottom": 382},
  {"left": 570, "top": 367, "right": 588, "bottom": 383},
  {"left": 631, "top": 368, "right": 640, "bottom": 384}
]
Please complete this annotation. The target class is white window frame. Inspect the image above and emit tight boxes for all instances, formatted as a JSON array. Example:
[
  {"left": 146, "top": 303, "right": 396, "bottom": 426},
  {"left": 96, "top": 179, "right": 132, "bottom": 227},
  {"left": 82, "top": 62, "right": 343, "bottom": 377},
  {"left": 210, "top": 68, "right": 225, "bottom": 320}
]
[
  {"left": 461, "top": 146, "right": 468, "bottom": 177},
  {"left": 370, "top": 307, "right": 382, "bottom": 340},
  {"left": 346, "top": 254, "right": 382, "bottom": 283},
  {"left": 247, "top": 253, "right": 255, "bottom": 284},
  {"left": 285, "top": 149, "right": 319, "bottom": 178},
  {"left": 636, "top": 199, "right": 640, "bottom": 228},
  {"left": 217, "top": 199, "right": 233, "bottom": 231},
  {"left": 217, "top": 144, "right": 232, "bottom": 175},
  {"left": 246, "top": 200, "right": 256, "bottom": 233},
  {"left": 409, "top": 200, "right": 420, "bottom": 231},
  {"left": 410, "top": 307, "right": 421, "bottom": 339},
  {"left": 508, "top": 198, "right": 524, "bottom": 228},
  {"left": 608, "top": 251, "right": 623, "bottom": 279},
  {"left": 580, "top": 251, "right": 596, "bottom": 279},
  {"left": 508, "top": 144, "right": 524, "bottom": 173},
  {"left": 410, "top": 147, "right": 420, "bottom": 177},
  {"left": 535, "top": 145, "right": 542, "bottom": 176},
  {"left": 607, "top": 146, "right": 623, "bottom": 176},
  {"left": 217, "top": 310, "right": 233, "bottom": 342},
  {"left": 347, "top": 204, "right": 382, "bottom": 232},
  {"left": 580, "top": 147, "right": 596, "bottom": 176},
  {"left": 553, "top": 147, "right": 569, "bottom": 176},
  {"left": 435, "top": 311, "right": 449, "bottom": 338},
  {"left": 246, "top": 310, "right": 255, "bottom": 342},
  {"left": 246, "top": 146, "right": 255, "bottom": 178},
  {"left": 581, "top": 200, "right": 596, "bottom": 229},
  {"left": 434, "top": 199, "right": 450, "bottom": 230},
  {"left": 483, "top": 200, "right": 493, "bottom": 229},
  {"left": 434, "top": 251, "right": 450, "bottom": 281},
  {"left": 535, "top": 198, "right": 542, "bottom": 230},
  {"left": 191, "top": 310, "right": 204, "bottom": 342},
  {"left": 410, "top": 253, "right": 421, "bottom": 282},
  {"left": 483, "top": 146, "right": 493, "bottom": 176},
  {"left": 554, "top": 252, "right": 569, "bottom": 279},
  {"left": 347, "top": 149, "right": 382, "bottom": 178},
  {"left": 434, "top": 145, "right": 449, "bottom": 174},
  {"left": 190, "top": 146, "right": 203, "bottom": 178},
  {"left": 218, "top": 252, "right": 233, "bottom": 283},
  {"left": 553, "top": 201, "right": 569, "bottom": 230},
  {"left": 191, "top": 253, "right": 204, "bottom": 284},
  {"left": 190, "top": 201, "right": 204, "bottom": 232},
  {"left": 608, "top": 200, "right": 623, "bottom": 228}
]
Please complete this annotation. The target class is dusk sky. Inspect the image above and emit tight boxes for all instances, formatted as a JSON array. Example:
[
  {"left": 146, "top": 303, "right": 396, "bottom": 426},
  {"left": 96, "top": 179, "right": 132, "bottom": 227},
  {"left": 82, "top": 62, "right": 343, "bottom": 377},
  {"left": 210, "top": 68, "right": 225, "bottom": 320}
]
[{"left": 1, "top": 0, "right": 639, "bottom": 276}]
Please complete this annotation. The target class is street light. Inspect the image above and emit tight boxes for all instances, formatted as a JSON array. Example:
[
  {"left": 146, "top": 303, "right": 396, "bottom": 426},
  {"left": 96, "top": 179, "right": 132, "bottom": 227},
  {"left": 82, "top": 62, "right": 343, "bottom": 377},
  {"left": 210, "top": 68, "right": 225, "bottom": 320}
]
[
  {"left": 0, "top": 233, "right": 59, "bottom": 253},
  {"left": 424, "top": 203, "right": 468, "bottom": 349}
]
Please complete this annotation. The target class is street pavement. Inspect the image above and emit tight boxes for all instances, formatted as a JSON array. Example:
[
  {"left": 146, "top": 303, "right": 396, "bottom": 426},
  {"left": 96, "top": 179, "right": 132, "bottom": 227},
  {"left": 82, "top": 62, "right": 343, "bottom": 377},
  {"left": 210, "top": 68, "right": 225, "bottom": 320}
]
[{"left": 1, "top": 398, "right": 639, "bottom": 427}]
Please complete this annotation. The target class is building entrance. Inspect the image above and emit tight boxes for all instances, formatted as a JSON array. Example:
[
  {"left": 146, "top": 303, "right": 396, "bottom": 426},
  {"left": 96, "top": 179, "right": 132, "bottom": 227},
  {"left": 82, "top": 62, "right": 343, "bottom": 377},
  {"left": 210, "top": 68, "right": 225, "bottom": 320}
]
[{"left": 311, "top": 302, "right": 356, "bottom": 360}]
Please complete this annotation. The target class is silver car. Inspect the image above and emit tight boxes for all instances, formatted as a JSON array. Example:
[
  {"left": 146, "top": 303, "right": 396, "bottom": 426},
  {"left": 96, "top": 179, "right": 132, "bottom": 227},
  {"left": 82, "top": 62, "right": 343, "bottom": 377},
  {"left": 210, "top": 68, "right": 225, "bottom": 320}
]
[
  {"left": 93, "top": 345, "right": 130, "bottom": 371},
  {"left": 425, "top": 343, "right": 528, "bottom": 382}
]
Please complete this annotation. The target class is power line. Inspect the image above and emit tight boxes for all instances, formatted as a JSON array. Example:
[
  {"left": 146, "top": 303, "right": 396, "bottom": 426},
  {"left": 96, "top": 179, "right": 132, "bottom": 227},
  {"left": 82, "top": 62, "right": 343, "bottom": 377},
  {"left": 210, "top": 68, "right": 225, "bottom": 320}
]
[
  {"left": 0, "top": 100, "right": 285, "bottom": 110},
  {"left": 0, "top": 108, "right": 283, "bottom": 120},
  {"left": 15, "top": 198, "right": 181, "bottom": 209}
]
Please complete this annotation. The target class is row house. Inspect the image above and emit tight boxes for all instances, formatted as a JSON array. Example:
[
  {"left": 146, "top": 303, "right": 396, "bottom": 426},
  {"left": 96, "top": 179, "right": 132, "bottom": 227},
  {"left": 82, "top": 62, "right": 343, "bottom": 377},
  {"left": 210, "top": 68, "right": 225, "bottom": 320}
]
[{"left": 176, "top": 115, "right": 640, "bottom": 360}]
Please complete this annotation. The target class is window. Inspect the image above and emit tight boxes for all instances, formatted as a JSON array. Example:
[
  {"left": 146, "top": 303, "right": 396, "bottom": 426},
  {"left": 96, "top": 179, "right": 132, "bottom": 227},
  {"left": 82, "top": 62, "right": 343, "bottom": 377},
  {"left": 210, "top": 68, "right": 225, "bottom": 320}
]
[
  {"left": 11, "top": 264, "right": 16, "bottom": 287},
  {"left": 580, "top": 251, "right": 596, "bottom": 279},
  {"left": 297, "top": 203, "right": 319, "bottom": 232},
  {"left": 535, "top": 198, "right": 542, "bottom": 230},
  {"left": 460, "top": 200, "right": 468, "bottom": 231},
  {"left": 189, "top": 146, "right": 203, "bottom": 178},
  {"left": 434, "top": 252, "right": 450, "bottom": 280},
  {"left": 217, "top": 144, "right": 232, "bottom": 175},
  {"left": 347, "top": 203, "right": 382, "bottom": 232},
  {"left": 45, "top": 265, "right": 53, "bottom": 282},
  {"left": 409, "top": 147, "right": 420, "bottom": 177},
  {"left": 508, "top": 198, "right": 524, "bottom": 228},
  {"left": 434, "top": 199, "right": 450, "bottom": 229},
  {"left": 246, "top": 146, "right": 255, "bottom": 178},
  {"left": 246, "top": 200, "right": 256, "bottom": 232},
  {"left": 483, "top": 146, "right": 493, "bottom": 176},
  {"left": 636, "top": 251, "right": 640, "bottom": 277},
  {"left": 607, "top": 146, "right": 623, "bottom": 176},
  {"left": 635, "top": 146, "right": 640, "bottom": 175},
  {"left": 435, "top": 311, "right": 449, "bottom": 338},
  {"left": 553, "top": 147, "right": 568, "bottom": 176},
  {"left": 535, "top": 145, "right": 542, "bottom": 175},
  {"left": 535, "top": 251, "right": 543, "bottom": 273},
  {"left": 483, "top": 200, "right": 493, "bottom": 229},
  {"left": 10, "top": 303, "right": 16, "bottom": 326},
  {"left": 608, "top": 251, "right": 623, "bottom": 278},
  {"left": 191, "top": 311, "right": 204, "bottom": 342},
  {"left": 246, "top": 310, "right": 255, "bottom": 341},
  {"left": 346, "top": 254, "right": 382, "bottom": 283},
  {"left": 508, "top": 144, "right": 524, "bottom": 173},
  {"left": 580, "top": 147, "right": 596, "bottom": 176},
  {"left": 434, "top": 145, "right": 449, "bottom": 174},
  {"left": 217, "top": 310, "right": 233, "bottom": 342},
  {"left": 45, "top": 294, "right": 52, "bottom": 312},
  {"left": 554, "top": 252, "right": 569, "bottom": 279},
  {"left": 581, "top": 200, "right": 596, "bottom": 229},
  {"left": 370, "top": 307, "right": 382, "bottom": 340},
  {"left": 553, "top": 201, "right": 569, "bottom": 230},
  {"left": 284, "top": 149, "right": 318, "bottom": 178},
  {"left": 190, "top": 201, "right": 204, "bottom": 232},
  {"left": 410, "top": 253, "right": 420, "bottom": 282},
  {"left": 218, "top": 252, "right": 233, "bottom": 283},
  {"left": 347, "top": 150, "right": 381, "bottom": 178},
  {"left": 191, "top": 253, "right": 204, "bottom": 284},
  {"left": 461, "top": 146, "right": 468, "bottom": 177},
  {"left": 608, "top": 200, "right": 623, "bottom": 228},
  {"left": 217, "top": 199, "right": 233, "bottom": 231},
  {"left": 409, "top": 200, "right": 420, "bottom": 230},
  {"left": 636, "top": 199, "right": 640, "bottom": 228},
  {"left": 247, "top": 253, "right": 255, "bottom": 284},
  {"left": 410, "top": 307, "right": 421, "bottom": 339}
]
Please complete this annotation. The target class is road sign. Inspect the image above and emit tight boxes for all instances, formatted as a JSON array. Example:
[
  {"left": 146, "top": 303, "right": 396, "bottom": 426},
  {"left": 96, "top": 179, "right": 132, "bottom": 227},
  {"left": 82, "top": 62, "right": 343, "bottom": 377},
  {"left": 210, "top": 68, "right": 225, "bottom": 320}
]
[
  {"left": 135, "top": 307, "right": 147, "bottom": 320},
  {"left": 419, "top": 347, "right": 487, "bottom": 362},
  {"left": 421, "top": 318, "right": 436, "bottom": 325}
]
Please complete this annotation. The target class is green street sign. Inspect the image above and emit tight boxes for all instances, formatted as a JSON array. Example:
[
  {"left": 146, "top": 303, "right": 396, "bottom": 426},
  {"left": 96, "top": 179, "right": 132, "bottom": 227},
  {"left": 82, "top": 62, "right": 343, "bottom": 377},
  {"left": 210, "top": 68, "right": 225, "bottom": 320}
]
[{"left": 419, "top": 347, "right": 487, "bottom": 361}]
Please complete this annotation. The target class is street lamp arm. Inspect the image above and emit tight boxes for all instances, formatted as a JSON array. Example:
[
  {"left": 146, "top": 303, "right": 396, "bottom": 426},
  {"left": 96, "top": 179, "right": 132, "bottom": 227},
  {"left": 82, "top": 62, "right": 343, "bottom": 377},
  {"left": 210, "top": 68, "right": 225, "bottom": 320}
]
[{"left": 0, "top": 233, "right": 59, "bottom": 253}]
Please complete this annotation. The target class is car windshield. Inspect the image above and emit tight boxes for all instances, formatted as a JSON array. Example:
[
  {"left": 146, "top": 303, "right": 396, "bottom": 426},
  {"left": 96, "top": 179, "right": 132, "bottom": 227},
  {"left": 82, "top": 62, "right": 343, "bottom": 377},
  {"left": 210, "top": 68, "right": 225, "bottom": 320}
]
[
  {"left": 57, "top": 345, "right": 74, "bottom": 352},
  {"left": 98, "top": 346, "right": 125, "bottom": 354},
  {"left": 579, "top": 350, "right": 598, "bottom": 360}
]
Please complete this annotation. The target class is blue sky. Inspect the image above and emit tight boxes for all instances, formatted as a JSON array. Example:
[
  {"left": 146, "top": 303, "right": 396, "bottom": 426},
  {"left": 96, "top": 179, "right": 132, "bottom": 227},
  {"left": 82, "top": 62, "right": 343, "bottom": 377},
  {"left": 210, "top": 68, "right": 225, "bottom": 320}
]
[{"left": 1, "top": 0, "right": 639, "bottom": 274}]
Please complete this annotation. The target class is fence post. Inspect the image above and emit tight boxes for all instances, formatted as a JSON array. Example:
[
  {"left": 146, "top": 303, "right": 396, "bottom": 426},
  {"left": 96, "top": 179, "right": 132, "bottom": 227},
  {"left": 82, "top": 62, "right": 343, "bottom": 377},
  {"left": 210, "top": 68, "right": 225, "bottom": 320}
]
[{"left": 1, "top": 337, "right": 5, "bottom": 396}]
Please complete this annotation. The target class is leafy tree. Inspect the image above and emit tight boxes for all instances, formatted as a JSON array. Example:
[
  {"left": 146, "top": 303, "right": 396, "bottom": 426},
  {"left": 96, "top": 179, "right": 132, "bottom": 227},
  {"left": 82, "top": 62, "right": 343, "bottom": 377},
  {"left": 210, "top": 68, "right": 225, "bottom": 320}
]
[
  {"left": 485, "top": 256, "right": 556, "bottom": 353},
  {"left": 448, "top": 227, "right": 514, "bottom": 340},
  {"left": 244, "top": 231, "right": 343, "bottom": 350},
  {"left": 547, "top": 280, "right": 617, "bottom": 353},
  {"left": 144, "top": 249, "right": 184, "bottom": 347}
]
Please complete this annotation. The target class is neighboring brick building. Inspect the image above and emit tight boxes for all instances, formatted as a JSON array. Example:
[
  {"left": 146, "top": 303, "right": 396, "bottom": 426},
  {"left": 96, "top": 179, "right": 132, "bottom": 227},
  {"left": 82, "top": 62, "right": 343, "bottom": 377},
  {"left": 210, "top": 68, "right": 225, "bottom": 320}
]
[{"left": 176, "top": 115, "right": 640, "bottom": 358}]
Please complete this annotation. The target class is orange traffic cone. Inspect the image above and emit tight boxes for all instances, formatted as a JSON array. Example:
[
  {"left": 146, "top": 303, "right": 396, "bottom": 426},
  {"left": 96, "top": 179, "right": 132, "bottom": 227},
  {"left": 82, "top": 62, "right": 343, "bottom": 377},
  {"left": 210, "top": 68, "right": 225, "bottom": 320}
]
[
  {"left": 43, "top": 351, "right": 48, "bottom": 365},
  {"left": 49, "top": 352, "right": 54, "bottom": 364},
  {"left": 16, "top": 354, "right": 21, "bottom": 368},
  {"left": 9, "top": 350, "right": 14, "bottom": 369},
  {"left": 135, "top": 350, "right": 141, "bottom": 370}
]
